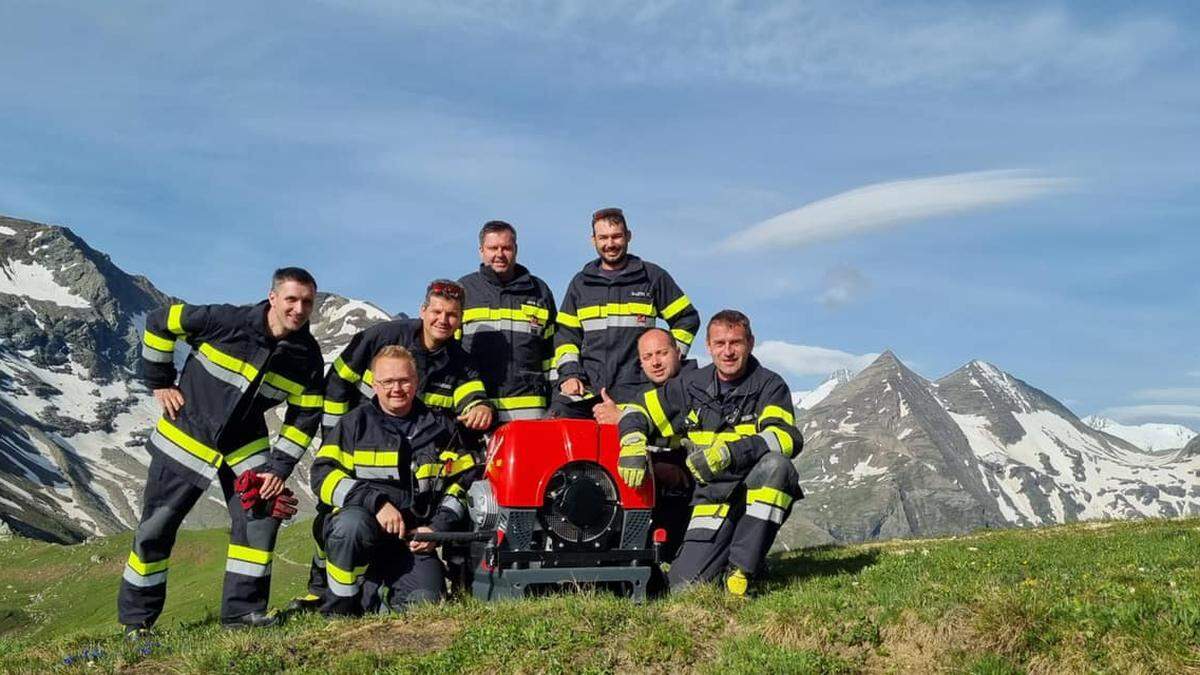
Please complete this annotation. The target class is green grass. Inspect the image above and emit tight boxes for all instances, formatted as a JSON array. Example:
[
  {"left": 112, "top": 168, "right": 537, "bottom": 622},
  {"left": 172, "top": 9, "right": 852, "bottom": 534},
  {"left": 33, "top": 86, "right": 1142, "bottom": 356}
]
[{"left": 2, "top": 518, "right": 1199, "bottom": 673}]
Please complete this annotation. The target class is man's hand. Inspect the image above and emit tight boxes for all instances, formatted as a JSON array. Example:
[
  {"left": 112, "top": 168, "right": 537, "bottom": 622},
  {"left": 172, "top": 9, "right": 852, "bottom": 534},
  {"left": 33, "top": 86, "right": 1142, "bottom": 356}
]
[
  {"left": 686, "top": 440, "right": 732, "bottom": 485},
  {"left": 258, "top": 472, "right": 285, "bottom": 500},
  {"left": 153, "top": 387, "right": 184, "bottom": 420},
  {"left": 408, "top": 526, "right": 437, "bottom": 554},
  {"left": 618, "top": 432, "right": 650, "bottom": 488},
  {"left": 559, "top": 377, "right": 585, "bottom": 397},
  {"left": 376, "top": 502, "right": 407, "bottom": 538},
  {"left": 592, "top": 388, "right": 620, "bottom": 426},
  {"left": 458, "top": 403, "right": 494, "bottom": 431}
]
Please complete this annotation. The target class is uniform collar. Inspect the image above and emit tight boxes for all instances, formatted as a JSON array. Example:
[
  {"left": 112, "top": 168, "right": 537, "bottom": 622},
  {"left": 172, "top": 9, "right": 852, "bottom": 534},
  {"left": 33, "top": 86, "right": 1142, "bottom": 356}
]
[
  {"left": 478, "top": 263, "right": 535, "bottom": 290},
  {"left": 581, "top": 254, "right": 646, "bottom": 282}
]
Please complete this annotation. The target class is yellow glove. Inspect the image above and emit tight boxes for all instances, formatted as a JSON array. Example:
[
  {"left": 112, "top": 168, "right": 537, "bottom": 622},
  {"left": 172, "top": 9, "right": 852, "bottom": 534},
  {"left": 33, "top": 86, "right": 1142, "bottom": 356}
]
[
  {"left": 685, "top": 440, "right": 731, "bottom": 484},
  {"left": 618, "top": 432, "right": 650, "bottom": 488}
]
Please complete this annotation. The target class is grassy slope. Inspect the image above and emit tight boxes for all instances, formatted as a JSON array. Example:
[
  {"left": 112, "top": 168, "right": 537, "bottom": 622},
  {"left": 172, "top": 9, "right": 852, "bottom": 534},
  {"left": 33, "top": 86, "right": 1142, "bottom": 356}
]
[{"left": 1, "top": 517, "right": 1199, "bottom": 673}]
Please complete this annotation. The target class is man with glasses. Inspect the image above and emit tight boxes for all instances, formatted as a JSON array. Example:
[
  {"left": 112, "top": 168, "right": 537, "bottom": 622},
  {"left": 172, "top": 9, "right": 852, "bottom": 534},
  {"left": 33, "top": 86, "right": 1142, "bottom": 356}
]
[{"left": 458, "top": 220, "right": 557, "bottom": 423}]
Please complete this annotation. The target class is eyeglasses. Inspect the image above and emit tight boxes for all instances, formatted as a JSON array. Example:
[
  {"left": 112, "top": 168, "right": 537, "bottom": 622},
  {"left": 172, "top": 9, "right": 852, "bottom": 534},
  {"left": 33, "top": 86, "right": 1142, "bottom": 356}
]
[
  {"left": 374, "top": 378, "right": 410, "bottom": 390},
  {"left": 426, "top": 281, "right": 464, "bottom": 302}
]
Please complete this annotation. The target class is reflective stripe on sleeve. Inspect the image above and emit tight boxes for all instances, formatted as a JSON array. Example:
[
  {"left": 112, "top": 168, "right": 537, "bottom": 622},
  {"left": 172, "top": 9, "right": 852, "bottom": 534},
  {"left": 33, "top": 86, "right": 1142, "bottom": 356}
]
[
  {"left": 166, "top": 304, "right": 186, "bottom": 336},
  {"left": 660, "top": 294, "right": 693, "bottom": 320}
]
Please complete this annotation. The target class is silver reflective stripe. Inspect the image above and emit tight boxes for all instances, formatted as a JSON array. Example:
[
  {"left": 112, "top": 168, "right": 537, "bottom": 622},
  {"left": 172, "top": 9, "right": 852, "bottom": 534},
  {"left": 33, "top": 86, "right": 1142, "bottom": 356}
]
[
  {"left": 618, "top": 407, "right": 643, "bottom": 422},
  {"left": 225, "top": 559, "right": 272, "bottom": 578},
  {"left": 149, "top": 430, "right": 219, "bottom": 482},
  {"left": 357, "top": 381, "right": 374, "bottom": 399},
  {"left": 416, "top": 477, "right": 435, "bottom": 492},
  {"left": 314, "top": 556, "right": 327, "bottom": 569},
  {"left": 322, "top": 413, "right": 342, "bottom": 429},
  {"left": 583, "top": 316, "right": 656, "bottom": 331},
  {"left": 142, "top": 345, "right": 174, "bottom": 363},
  {"left": 122, "top": 566, "right": 167, "bottom": 588},
  {"left": 557, "top": 352, "right": 580, "bottom": 365},
  {"left": 194, "top": 349, "right": 253, "bottom": 391},
  {"left": 258, "top": 382, "right": 290, "bottom": 402},
  {"left": 463, "top": 319, "right": 539, "bottom": 336},
  {"left": 356, "top": 467, "right": 400, "bottom": 480},
  {"left": 332, "top": 477, "right": 358, "bottom": 507},
  {"left": 687, "top": 516, "right": 727, "bottom": 532},
  {"left": 328, "top": 577, "right": 360, "bottom": 598},
  {"left": 676, "top": 340, "right": 690, "bottom": 355},
  {"left": 745, "top": 502, "right": 787, "bottom": 525},
  {"left": 496, "top": 408, "right": 546, "bottom": 422},
  {"left": 440, "top": 495, "right": 466, "bottom": 517},
  {"left": 232, "top": 452, "right": 269, "bottom": 475},
  {"left": 758, "top": 429, "right": 783, "bottom": 455},
  {"left": 275, "top": 436, "right": 308, "bottom": 460}
]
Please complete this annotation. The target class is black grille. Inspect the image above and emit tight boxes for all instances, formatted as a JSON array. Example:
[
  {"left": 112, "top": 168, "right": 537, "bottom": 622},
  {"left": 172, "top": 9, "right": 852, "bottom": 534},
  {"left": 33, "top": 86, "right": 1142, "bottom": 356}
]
[{"left": 539, "top": 461, "right": 621, "bottom": 545}]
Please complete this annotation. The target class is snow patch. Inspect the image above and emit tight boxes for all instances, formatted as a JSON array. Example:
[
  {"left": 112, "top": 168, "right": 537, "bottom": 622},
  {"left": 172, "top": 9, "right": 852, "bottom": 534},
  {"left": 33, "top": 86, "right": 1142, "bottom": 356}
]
[
  {"left": 0, "top": 226, "right": 16, "bottom": 236},
  {"left": 0, "top": 260, "right": 91, "bottom": 308}
]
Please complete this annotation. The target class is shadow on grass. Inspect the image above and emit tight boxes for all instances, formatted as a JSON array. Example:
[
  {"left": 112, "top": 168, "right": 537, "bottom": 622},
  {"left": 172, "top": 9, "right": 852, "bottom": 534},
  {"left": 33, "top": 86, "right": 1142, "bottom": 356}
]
[{"left": 767, "top": 546, "right": 880, "bottom": 582}]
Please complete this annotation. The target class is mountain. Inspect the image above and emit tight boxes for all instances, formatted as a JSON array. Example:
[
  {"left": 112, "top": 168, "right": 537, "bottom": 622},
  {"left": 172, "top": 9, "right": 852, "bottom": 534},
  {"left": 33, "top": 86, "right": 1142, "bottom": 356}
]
[
  {"left": 791, "top": 368, "right": 854, "bottom": 411},
  {"left": 778, "top": 354, "right": 1200, "bottom": 548},
  {"left": 0, "top": 216, "right": 391, "bottom": 542},
  {"left": 1082, "top": 415, "right": 1196, "bottom": 452}
]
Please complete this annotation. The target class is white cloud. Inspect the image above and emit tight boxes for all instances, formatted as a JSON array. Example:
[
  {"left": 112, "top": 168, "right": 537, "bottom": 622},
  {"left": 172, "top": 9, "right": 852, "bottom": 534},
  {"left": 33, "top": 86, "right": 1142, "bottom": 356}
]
[
  {"left": 754, "top": 341, "right": 878, "bottom": 378},
  {"left": 1132, "top": 387, "right": 1200, "bottom": 403},
  {"left": 1098, "top": 405, "right": 1200, "bottom": 425},
  {"left": 723, "top": 170, "right": 1071, "bottom": 252},
  {"left": 818, "top": 265, "right": 870, "bottom": 308}
]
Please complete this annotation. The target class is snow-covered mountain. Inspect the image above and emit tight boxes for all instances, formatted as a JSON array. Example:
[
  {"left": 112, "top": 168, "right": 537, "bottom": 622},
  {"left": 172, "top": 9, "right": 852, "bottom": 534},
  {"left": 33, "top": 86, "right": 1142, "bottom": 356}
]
[
  {"left": 778, "top": 353, "right": 1200, "bottom": 549},
  {"left": 0, "top": 216, "right": 391, "bottom": 541},
  {"left": 1082, "top": 415, "right": 1195, "bottom": 453},
  {"left": 792, "top": 369, "right": 854, "bottom": 412}
]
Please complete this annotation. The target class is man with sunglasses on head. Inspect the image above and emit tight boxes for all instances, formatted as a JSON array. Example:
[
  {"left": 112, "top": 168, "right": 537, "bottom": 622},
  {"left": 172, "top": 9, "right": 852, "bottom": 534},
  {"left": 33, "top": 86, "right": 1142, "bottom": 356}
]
[
  {"left": 457, "top": 220, "right": 557, "bottom": 423},
  {"left": 292, "top": 279, "right": 492, "bottom": 611},
  {"left": 553, "top": 207, "right": 700, "bottom": 418},
  {"left": 617, "top": 310, "right": 803, "bottom": 597}
]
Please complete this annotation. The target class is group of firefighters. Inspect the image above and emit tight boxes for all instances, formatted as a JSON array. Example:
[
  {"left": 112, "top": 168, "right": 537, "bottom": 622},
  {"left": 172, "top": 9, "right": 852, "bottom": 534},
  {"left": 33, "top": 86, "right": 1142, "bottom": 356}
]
[{"left": 117, "top": 208, "right": 804, "bottom": 633}]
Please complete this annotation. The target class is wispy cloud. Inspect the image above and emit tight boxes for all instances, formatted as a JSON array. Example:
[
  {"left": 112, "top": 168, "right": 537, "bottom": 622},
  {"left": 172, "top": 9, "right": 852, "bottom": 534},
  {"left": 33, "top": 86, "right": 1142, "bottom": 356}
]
[
  {"left": 723, "top": 170, "right": 1071, "bottom": 252},
  {"left": 1133, "top": 387, "right": 1200, "bottom": 403},
  {"left": 818, "top": 265, "right": 870, "bottom": 308},
  {"left": 1098, "top": 404, "right": 1200, "bottom": 425},
  {"left": 755, "top": 341, "right": 879, "bottom": 378}
]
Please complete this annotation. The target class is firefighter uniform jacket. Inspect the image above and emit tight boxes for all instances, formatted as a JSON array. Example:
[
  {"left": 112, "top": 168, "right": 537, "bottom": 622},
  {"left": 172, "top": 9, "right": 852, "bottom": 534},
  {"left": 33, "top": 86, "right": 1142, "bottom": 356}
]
[
  {"left": 322, "top": 318, "right": 488, "bottom": 433},
  {"left": 555, "top": 255, "right": 700, "bottom": 401},
  {"left": 311, "top": 399, "right": 466, "bottom": 532},
  {"left": 618, "top": 356, "right": 803, "bottom": 485},
  {"left": 457, "top": 263, "right": 557, "bottom": 422},
  {"left": 140, "top": 301, "right": 324, "bottom": 488}
]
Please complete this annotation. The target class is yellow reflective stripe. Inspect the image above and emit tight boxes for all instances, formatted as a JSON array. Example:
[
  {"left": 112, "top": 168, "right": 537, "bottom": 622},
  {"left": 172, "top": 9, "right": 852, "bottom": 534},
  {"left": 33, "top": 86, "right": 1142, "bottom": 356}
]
[
  {"left": 522, "top": 304, "right": 550, "bottom": 321},
  {"left": 353, "top": 449, "right": 400, "bottom": 467},
  {"left": 692, "top": 503, "right": 730, "bottom": 518},
  {"left": 447, "top": 454, "right": 476, "bottom": 475},
  {"left": 660, "top": 294, "right": 693, "bottom": 320},
  {"left": 280, "top": 424, "right": 312, "bottom": 448},
  {"left": 317, "top": 444, "right": 354, "bottom": 471},
  {"left": 541, "top": 358, "right": 554, "bottom": 372},
  {"left": 227, "top": 544, "right": 271, "bottom": 565},
  {"left": 127, "top": 551, "right": 169, "bottom": 575},
  {"left": 759, "top": 405, "right": 796, "bottom": 426},
  {"left": 454, "top": 328, "right": 463, "bottom": 340},
  {"left": 453, "top": 380, "right": 486, "bottom": 406},
  {"left": 446, "top": 482, "right": 466, "bottom": 497},
  {"left": 493, "top": 395, "right": 548, "bottom": 410},
  {"left": 671, "top": 328, "right": 695, "bottom": 346},
  {"left": 687, "top": 410, "right": 699, "bottom": 424},
  {"left": 463, "top": 306, "right": 551, "bottom": 322},
  {"left": 422, "top": 392, "right": 454, "bottom": 408},
  {"left": 288, "top": 393, "right": 324, "bottom": 409},
  {"left": 557, "top": 311, "right": 581, "bottom": 328},
  {"left": 414, "top": 462, "right": 442, "bottom": 480},
  {"left": 543, "top": 324, "right": 556, "bottom": 340},
  {"left": 263, "top": 371, "right": 303, "bottom": 395},
  {"left": 765, "top": 426, "right": 796, "bottom": 457},
  {"left": 327, "top": 559, "right": 368, "bottom": 585},
  {"left": 333, "top": 355, "right": 361, "bottom": 384},
  {"left": 363, "top": 369, "right": 374, "bottom": 386},
  {"left": 747, "top": 486, "right": 793, "bottom": 509},
  {"left": 320, "top": 469, "right": 351, "bottom": 506},
  {"left": 167, "top": 304, "right": 185, "bottom": 335},
  {"left": 644, "top": 389, "right": 675, "bottom": 438},
  {"left": 142, "top": 330, "right": 175, "bottom": 352},
  {"left": 576, "top": 302, "right": 656, "bottom": 319},
  {"left": 687, "top": 430, "right": 747, "bottom": 446},
  {"left": 734, "top": 423, "right": 757, "bottom": 436},
  {"left": 323, "top": 399, "right": 350, "bottom": 415},
  {"left": 199, "top": 343, "right": 260, "bottom": 382},
  {"left": 156, "top": 418, "right": 223, "bottom": 467},
  {"left": 226, "top": 437, "right": 270, "bottom": 466}
]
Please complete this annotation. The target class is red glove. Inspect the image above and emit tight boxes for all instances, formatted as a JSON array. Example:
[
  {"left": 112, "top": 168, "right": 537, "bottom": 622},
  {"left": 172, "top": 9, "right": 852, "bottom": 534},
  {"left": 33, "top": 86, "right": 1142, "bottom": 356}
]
[
  {"left": 270, "top": 488, "right": 299, "bottom": 521},
  {"left": 234, "top": 470, "right": 264, "bottom": 511}
]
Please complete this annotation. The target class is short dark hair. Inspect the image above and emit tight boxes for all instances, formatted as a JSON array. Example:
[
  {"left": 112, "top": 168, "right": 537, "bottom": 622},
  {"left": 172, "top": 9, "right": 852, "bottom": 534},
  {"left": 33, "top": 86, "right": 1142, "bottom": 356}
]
[
  {"left": 479, "top": 220, "right": 517, "bottom": 246},
  {"left": 423, "top": 278, "right": 464, "bottom": 307},
  {"left": 591, "top": 207, "right": 627, "bottom": 232},
  {"left": 707, "top": 309, "right": 753, "bottom": 340},
  {"left": 271, "top": 267, "right": 317, "bottom": 292}
]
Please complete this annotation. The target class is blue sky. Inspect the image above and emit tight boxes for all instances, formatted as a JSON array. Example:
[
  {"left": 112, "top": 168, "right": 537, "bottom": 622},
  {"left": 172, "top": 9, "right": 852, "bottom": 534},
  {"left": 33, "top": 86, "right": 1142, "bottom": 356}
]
[{"left": 2, "top": 1, "right": 1198, "bottom": 425}]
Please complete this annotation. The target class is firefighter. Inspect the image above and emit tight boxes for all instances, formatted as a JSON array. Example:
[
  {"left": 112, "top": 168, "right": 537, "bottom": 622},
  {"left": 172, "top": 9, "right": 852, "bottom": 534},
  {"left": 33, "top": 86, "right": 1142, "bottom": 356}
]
[
  {"left": 311, "top": 346, "right": 465, "bottom": 615},
  {"left": 118, "top": 268, "right": 324, "bottom": 632},
  {"left": 617, "top": 310, "right": 803, "bottom": 596},
  {"left": 553, "top": 207, "right": 701, "bottom": 414},
  {"left": 593, "top": 327, "right": 695, "bottom": 561},
  {"left": 457, "top": 220, "right": 557, "bottom": 422},
  {"left": 293, "top": 279, "right": 491, "bottom": 610}
]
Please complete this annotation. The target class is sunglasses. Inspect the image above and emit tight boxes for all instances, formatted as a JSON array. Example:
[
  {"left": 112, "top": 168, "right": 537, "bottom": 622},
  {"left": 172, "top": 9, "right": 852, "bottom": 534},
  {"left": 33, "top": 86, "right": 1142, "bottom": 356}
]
[{"left": 427, "top": 281, "right": 464, "bottom": 302}]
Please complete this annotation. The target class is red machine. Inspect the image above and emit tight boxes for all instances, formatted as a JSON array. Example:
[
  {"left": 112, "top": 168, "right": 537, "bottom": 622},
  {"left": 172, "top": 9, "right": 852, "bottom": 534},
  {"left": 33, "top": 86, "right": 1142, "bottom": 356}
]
[{"left": 465, "top": 418, "right": 663, "bottom": 601}]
